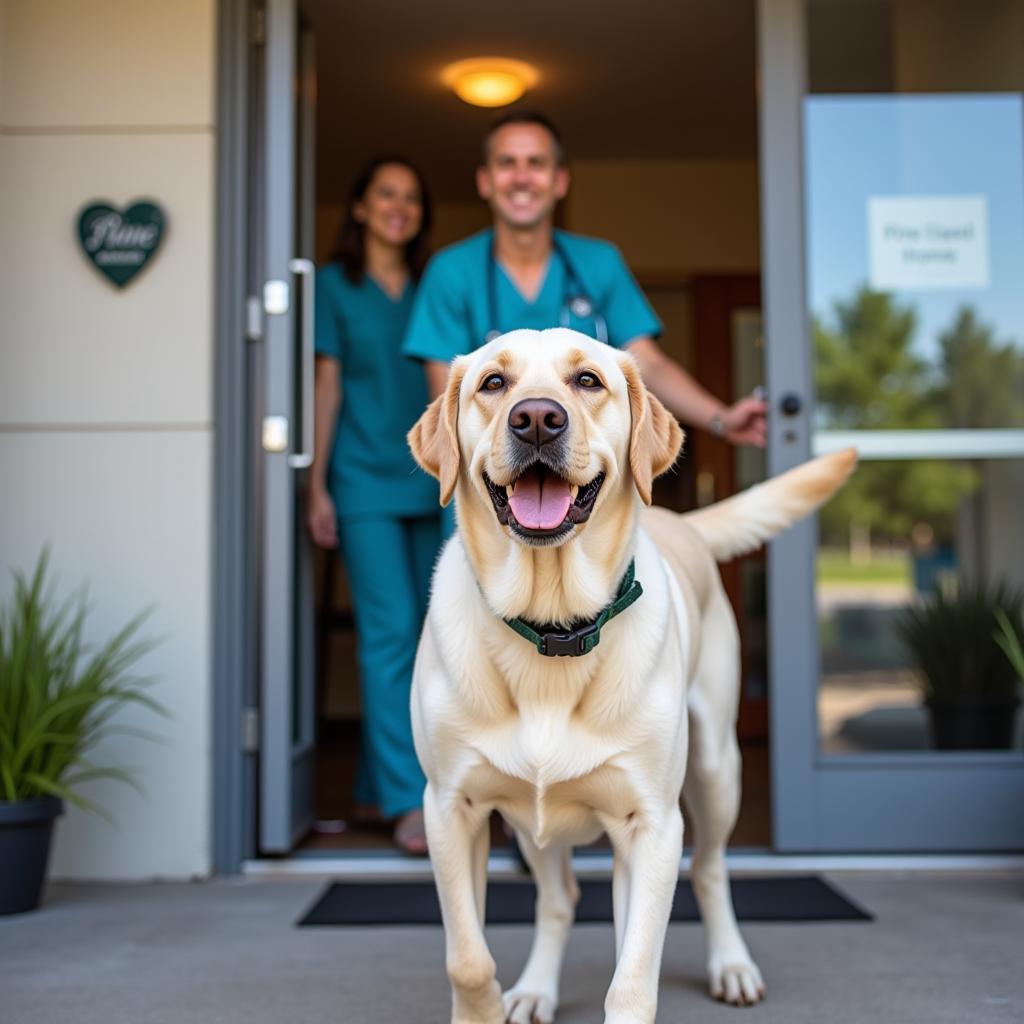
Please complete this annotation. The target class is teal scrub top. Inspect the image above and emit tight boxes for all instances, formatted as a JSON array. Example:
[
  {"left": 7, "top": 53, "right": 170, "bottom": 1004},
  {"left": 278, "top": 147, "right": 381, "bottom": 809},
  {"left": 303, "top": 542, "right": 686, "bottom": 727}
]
[
  {"left": 315, "top": 263, "right": 438, "bottom": 519},
  {"left": 400, "top": 228, "right": 662, "bottom": 363}
]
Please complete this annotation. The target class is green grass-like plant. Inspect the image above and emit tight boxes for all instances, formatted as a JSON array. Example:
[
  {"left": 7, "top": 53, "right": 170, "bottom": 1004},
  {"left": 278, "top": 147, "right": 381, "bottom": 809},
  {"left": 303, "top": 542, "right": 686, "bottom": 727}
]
[
  {"left": 0, "top": 549, "right": 165, "bottom": 819},
  {"left": 995, "top": 608, "right": 1024, "bottom": 684},
  {"left": 897, "top": 580, "right": 1024, "bottom": 702}
]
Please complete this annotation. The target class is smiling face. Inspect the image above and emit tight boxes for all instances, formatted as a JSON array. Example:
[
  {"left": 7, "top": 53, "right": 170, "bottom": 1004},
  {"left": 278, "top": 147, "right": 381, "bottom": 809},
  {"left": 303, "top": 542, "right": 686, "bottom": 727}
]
[
  {"left": 470, "top": 336, "right": 621, "bottom": 547},
  {"left": 354, "top": 162, "right": 423, "bottom": 249},
  {"left": 409, "top": 329, "right": 683, "bottom": 554},
  {"left": 476, "top": 123, "right": 569, "bottom": 231}
]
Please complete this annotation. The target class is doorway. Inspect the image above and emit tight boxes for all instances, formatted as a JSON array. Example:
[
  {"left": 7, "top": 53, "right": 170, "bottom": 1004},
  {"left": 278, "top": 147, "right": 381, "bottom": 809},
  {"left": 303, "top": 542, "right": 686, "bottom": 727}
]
[{"left": 243, "top": 0, "right": 771, "bottom": 860}]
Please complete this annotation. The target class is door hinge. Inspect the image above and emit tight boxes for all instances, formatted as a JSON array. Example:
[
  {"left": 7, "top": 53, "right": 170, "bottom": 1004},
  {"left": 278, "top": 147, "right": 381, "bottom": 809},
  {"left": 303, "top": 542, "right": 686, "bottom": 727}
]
[
  {"left": 241, "top": 707, "right": 260, "bottom": 754},
  {"left": 251, "top": 7, "right": 266, "bottom": 47}
]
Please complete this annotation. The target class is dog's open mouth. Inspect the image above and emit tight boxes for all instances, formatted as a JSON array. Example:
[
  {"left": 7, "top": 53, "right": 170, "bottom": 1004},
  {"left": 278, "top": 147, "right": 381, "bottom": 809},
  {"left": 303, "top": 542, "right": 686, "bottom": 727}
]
[{"left": 484, "top": 465, "right": 605, "bottom": 541}]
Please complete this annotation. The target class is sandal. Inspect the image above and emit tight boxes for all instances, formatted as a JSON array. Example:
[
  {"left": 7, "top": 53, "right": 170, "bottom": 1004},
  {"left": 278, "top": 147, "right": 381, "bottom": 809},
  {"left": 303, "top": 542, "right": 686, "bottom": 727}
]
[{"left": 393, "top": 808, "right": 428, "bottom": 856}]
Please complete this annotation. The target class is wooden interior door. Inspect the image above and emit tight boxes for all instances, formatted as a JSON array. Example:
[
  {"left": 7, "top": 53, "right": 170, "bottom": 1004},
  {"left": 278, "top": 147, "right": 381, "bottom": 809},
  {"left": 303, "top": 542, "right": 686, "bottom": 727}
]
[{"left": 691, "top": 275, "right": 767, "bottom": 741}]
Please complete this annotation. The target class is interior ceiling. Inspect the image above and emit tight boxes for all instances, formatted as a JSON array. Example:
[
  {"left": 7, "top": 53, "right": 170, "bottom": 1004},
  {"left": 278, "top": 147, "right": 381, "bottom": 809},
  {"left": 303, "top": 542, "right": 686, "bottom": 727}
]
[{"left": 304, "top": 0, "right": 758, "bottom": 204}]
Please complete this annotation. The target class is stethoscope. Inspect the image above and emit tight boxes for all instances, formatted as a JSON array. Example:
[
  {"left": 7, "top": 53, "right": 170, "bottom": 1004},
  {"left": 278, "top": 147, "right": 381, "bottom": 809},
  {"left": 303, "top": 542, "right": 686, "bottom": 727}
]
[{"left": 484, "top": 234, "right": 609, "bottom": 345}]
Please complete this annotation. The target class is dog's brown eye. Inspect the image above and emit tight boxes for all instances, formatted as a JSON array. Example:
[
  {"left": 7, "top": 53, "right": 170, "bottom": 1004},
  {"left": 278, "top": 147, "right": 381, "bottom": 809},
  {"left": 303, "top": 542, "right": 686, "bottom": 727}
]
[
  {"left": 481, "top": 373, "right": 506, "bottom": 392},
  {"left": 576, "top": 372, "right": 602, "bottom": 389}
]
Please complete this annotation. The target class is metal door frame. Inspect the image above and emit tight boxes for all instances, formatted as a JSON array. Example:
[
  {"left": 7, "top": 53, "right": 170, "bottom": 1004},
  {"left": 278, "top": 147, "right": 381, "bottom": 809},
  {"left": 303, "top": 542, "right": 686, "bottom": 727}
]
[
  {"left": 213, "top": 0, "right": 318, "bottom": 870},
  {"left": 258, "top": 0, "right": 318, "bottom": 853},
  {"left": 214, "top": 0, "right": 1024, "bottom": 870},
  {"left": 758, "top": 0, "right": 1024, "bottom": 852},
  {"left": 213, "top": 0, "right": 259, "bottom": 874}
]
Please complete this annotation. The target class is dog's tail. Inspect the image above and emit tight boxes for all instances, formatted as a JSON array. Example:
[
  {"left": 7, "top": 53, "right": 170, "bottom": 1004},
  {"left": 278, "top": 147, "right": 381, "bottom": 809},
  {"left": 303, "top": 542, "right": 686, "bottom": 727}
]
[{"left": 681, "top": 448, "right": 857, "bottom": 563}]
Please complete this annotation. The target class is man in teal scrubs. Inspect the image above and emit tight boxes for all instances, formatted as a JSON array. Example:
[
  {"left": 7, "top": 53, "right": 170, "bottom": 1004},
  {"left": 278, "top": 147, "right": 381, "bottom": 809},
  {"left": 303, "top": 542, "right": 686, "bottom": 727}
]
[{"left": 402, "top": 110, "right": 766, "bottom": 447}]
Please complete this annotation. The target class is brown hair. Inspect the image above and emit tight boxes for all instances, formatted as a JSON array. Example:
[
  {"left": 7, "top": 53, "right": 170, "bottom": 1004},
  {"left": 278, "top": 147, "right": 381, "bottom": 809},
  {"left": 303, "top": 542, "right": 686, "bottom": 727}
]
[
  {"left": 481, "top": 109, "right": 567, "bottom": 166},
  {"left": 329, "top": 155, "right": 433, "bottom": 284}
]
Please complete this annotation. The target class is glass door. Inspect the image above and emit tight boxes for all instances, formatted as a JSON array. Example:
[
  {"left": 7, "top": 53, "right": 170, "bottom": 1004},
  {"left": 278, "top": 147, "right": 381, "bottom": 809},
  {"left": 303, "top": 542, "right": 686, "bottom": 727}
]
[
  {"left": 256, "top": 0, "right": 318, "bottom": 852},
  {"left": 760, "top": 0, "right": 1024, "bottom": 851}
]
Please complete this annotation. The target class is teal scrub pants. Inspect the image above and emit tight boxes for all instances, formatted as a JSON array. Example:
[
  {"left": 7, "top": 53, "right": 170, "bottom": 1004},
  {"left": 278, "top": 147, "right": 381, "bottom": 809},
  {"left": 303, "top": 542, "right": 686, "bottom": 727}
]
[{"left": 337, "top": 513, "right": 440, "bottom": 818}]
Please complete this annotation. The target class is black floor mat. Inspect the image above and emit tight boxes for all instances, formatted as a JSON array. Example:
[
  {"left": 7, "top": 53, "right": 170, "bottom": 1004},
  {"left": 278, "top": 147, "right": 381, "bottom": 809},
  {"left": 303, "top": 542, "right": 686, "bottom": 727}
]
[{"left": 298, "top": 875, "right": 872, "bottom": 926}]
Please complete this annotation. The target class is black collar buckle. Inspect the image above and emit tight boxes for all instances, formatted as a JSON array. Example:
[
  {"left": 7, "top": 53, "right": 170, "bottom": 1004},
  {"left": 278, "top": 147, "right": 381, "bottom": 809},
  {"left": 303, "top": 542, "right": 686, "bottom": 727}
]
[
  {"left": 539, "top": 621, "right": 601, "bottom": 658},
  {"left": 503, "top": 560, "right": 643, "bottom": 658}
]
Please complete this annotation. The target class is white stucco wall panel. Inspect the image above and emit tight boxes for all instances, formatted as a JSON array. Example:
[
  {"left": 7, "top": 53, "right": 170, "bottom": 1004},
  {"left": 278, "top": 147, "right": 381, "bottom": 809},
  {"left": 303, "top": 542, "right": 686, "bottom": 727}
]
[
  {"left": 0, "top": 429, "right": 211, "bottom": 880},
  {"left": 0, "top": 132, "right": 213, "bottom": 426},
  {"left": 0, "top": 0, "right": 214, "bottom": 127}
]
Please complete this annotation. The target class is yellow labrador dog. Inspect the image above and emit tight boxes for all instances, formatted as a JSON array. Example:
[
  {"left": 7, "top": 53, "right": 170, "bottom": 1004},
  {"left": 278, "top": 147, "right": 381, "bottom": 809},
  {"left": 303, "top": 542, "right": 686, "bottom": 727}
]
[{"left": 408, "top": 328, "right": 855, "bottom": 1024}]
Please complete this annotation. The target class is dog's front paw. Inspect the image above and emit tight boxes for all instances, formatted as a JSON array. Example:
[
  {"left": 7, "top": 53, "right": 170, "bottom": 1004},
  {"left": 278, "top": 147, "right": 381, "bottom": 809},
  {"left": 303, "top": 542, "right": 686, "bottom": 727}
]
[
  {"left": 452, "top": 978, "right": 506, "bottom": 1024},
  {"left": 708, "top": 958, "right": 765, "bottom": 1007},
  {"left": 503, "top": 986, "right": 557, "bottom": 1024}
]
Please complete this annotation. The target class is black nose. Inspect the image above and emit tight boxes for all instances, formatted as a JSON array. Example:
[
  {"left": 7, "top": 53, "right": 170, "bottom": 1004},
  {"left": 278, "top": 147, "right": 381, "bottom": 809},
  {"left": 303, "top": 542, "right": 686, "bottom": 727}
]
[{"left": 508, "top": 398, "right": 568, "bottom": 448}]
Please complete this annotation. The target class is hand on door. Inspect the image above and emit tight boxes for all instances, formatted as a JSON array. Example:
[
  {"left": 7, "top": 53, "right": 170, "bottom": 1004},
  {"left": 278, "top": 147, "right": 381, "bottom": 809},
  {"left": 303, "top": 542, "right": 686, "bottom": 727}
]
[
  {"left": 308, "top": 485, "right": 339, "bottom": 548},
  {"left": 720, "top": 395, "right": 768, "bottom": 448}
]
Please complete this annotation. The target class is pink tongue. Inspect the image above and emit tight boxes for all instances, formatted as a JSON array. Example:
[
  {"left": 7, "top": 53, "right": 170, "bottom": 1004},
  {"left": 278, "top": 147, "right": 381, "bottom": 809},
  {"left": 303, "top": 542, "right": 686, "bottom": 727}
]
[{"left": 508, "top": 469, "right": 573, "bottom": 530}]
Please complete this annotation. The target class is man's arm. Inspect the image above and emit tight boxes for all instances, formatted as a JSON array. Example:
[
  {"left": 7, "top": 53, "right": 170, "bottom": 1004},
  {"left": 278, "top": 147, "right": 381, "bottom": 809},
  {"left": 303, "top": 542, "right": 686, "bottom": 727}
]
[
  {"left": 402, "top": 247, "right": 475, "bottom": 401},
  {"left": 425, "top": 360, "right": 449, "bottom": 400},
  {"left": 595, "top": 242, "right": 765, "bottom": 446},
  {"left": 626, "top": 336, "right": 767, "bottom": 448}
]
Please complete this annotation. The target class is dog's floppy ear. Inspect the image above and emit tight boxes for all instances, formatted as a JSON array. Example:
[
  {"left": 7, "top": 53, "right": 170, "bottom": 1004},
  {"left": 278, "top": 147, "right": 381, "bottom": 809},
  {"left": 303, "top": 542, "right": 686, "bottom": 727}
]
[
  {"left": 621, "top": 356, "right": 684, "bottom": 505},
  {"left": 407, "top": 359, "right": 467, "bottom": 507}
]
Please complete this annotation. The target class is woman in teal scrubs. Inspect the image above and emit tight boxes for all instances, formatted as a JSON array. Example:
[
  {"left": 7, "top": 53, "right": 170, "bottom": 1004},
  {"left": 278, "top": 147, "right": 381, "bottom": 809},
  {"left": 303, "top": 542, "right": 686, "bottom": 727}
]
[{"left": 308, "top": 156, "right": 438, "bottom": 854}]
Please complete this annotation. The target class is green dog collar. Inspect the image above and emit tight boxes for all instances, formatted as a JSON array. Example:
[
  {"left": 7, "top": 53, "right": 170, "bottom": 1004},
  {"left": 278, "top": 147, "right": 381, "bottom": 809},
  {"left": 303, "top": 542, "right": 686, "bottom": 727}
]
[{"left": 503, "top": 560, "right": 643, "bottom": 657}]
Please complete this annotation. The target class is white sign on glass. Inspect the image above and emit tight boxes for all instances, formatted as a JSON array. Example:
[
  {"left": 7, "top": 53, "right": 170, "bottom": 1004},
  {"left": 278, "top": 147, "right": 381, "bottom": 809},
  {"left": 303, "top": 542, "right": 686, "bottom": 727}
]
[{"left": 867, "top": 195, "right": 989, "bottom": 290}]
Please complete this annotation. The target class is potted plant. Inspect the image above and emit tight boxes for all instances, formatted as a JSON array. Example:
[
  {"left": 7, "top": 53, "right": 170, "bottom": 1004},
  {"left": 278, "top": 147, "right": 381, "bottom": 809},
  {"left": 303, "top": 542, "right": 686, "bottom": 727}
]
[
  {"left": 995, "top": 608, "right": 1024, "bottom": 685},
  {"left": 0, "top": 550, "right": 163, "bottom": 915},
  {"left": 898, "top": 581, "right": 1024, "bottom": 751}
]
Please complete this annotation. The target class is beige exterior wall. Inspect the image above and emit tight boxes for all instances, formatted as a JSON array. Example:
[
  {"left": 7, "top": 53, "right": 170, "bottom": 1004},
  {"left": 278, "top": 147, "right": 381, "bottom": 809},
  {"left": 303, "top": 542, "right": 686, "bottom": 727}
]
[{"left": 0, "top": 0, "right": 216, "bottom": 879}]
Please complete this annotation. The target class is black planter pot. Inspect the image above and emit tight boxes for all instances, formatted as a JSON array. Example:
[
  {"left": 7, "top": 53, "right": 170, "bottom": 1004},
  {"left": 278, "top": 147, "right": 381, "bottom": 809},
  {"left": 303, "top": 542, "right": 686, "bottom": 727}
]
[
  {"left": 926, "top": 696, "right": 1020, "bottom": 751},
  {"left": 0, "top": 796, "right": 63, "bottom": 915}
]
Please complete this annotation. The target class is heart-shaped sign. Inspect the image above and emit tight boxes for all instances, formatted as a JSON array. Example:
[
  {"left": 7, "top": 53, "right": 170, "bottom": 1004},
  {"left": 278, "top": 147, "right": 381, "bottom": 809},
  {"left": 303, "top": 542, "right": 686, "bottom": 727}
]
[{"left": 77, "top": 200, "right": 166, "bottom": 288}]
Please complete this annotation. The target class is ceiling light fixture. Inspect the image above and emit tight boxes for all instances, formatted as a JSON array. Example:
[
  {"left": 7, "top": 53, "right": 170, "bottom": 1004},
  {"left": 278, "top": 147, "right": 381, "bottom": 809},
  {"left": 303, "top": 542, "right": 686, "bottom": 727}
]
[{"left": 441, "top": 57, "right": 539, "bottom": 108}]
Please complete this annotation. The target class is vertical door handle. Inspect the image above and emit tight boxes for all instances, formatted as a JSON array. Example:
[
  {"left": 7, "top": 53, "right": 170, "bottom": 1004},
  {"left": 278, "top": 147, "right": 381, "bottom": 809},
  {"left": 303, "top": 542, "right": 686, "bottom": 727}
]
[{"left": 287, "top": 258, "right": 315, "bottom": 469}]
